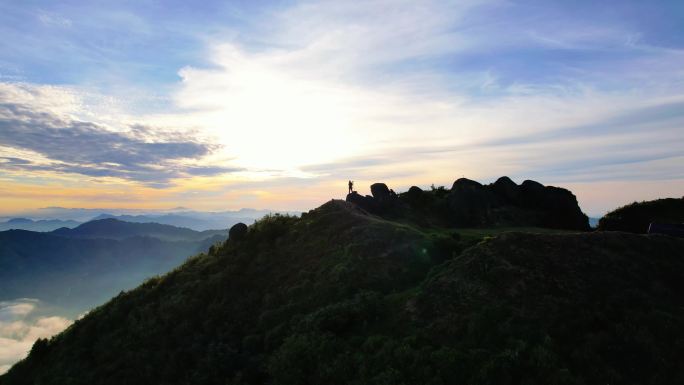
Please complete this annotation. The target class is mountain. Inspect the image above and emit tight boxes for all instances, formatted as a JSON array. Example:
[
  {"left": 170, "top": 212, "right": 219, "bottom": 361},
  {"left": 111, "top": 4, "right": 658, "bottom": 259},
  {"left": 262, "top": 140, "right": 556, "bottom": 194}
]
[
  {"left": 52, "top": 218, "right": 227, "bottom": 242},
  {"left": 3, "top": 184, "right": 683, "bottom": 384},
  {"left": 0, "top": 218, "right": 82, "bottom": 232},
  {"left": 89, "top": 210, "right": 277, "bottom": 231},
  {"left": 8, "top": 207, "right": 293, "bottom": 229},
  {"left": 597, "top": 197, "right": 684, "bottom": 233},
  {"left": 0, "top": 219, "right": 227, "bottom": 317},
  {"left": 6, "top": 218, "right": 31, "bottom": 223}
]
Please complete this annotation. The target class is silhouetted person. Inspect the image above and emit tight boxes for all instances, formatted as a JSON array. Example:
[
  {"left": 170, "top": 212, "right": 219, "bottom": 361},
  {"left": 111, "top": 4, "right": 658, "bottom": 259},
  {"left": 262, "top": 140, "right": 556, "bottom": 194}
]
[{"left": 348, "top": 180, "right": 354, "bottom": 194}]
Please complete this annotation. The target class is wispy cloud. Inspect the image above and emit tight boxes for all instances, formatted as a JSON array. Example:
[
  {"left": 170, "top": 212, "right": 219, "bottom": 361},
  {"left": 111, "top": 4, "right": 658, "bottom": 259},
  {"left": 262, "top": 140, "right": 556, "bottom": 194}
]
[
  {"left": 37, "top": 11, "right": 72, "bottom": 28},
  {"left": 0, "top": 0, "right": 682, "bottom": 213},
  {"left": 0, "top": 84, "right": 240, "bottom": 186}
]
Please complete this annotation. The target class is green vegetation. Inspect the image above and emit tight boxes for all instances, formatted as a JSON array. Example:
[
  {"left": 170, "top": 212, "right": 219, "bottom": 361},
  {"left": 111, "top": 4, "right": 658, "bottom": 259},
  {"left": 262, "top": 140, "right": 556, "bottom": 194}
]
[
  {"left": 598, "top": 197, "right": 684, "bottom": 233},
  {"left": 2, "top": 200, "right": 683, "bottom": 384}
]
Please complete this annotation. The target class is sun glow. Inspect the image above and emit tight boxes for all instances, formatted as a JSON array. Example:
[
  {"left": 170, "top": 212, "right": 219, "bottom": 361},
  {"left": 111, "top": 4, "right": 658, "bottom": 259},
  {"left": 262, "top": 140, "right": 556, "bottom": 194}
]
[{"left": 173, "top": 44, "right": 368, "bottom": 172}]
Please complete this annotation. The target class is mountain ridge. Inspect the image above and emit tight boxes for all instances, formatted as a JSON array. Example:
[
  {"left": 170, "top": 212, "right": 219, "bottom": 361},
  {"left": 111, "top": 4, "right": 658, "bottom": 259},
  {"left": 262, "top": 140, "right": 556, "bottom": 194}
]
[
  {"left": 3, "top": 185, "right": 683, "bottom": 384},
  {"left": 51, "top": 218, "right": 227, "bottom": 242},
  {"left": 0, "top": 218, "right": 82, "bottom": 232}
]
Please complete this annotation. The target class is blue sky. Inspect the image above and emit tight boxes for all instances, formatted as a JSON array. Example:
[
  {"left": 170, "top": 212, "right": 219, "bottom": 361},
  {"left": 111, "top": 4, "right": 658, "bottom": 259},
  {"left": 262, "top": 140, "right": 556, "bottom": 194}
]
[{"left": 0, "top": 0, "right": 683, "bottom": 215}]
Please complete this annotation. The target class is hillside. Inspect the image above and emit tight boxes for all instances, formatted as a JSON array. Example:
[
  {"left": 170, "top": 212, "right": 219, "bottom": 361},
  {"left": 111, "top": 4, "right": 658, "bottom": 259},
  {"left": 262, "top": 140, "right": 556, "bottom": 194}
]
[
  {"left": 3, "top": 198, "right": 683, "bottom": 384},
  {"left": 597, "top": 197, "right": 684, "bottom": 233}
]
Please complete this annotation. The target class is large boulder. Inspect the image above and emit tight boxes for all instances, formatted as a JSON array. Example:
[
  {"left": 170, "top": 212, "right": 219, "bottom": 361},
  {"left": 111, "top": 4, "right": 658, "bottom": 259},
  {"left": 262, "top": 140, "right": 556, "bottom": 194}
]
[
  {"left": 491, "top": 176, "right": 521, "bottom": 205},
  {"left": 518, "top": 181, "right": 589, "bottom": 230},
  {"left": 402, "top": 186, "right": 425, "bottom": 207},
  {"left": 451, "top": 178, "right": 483, "bottom": 190},
  {"left": 347, "top": 183, "right": 401, "bottom": 215},
  {"left": 370, "top": 183, "right": 391, "bottom": 202},
  {"left": 445, "top": 177, "right": 588, "bottom": 230},
  {"left": 229, "top": 223, "right": 248, "bottom": 242},
  {"left": 448, "top": 178, "right": 499, "bottom": 226},
  {"left": 346, "top": 192, "right": 378, "bottom": 213}
]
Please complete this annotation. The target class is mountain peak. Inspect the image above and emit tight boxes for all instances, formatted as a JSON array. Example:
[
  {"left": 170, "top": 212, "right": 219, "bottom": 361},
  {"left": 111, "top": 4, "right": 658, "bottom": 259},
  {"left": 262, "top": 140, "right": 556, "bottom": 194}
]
[
  {"left": 6, "top": 217, "right": 32, "bottom": 223},
  {"left": 4, "top": 189, "right": 684, "bottom": 384}
]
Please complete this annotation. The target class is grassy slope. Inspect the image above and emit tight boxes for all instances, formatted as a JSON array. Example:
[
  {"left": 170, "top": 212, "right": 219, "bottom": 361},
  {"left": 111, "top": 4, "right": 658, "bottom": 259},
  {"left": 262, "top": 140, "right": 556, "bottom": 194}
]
[{"left": 2, "top": 200, "right": 683, "bottom": 385}]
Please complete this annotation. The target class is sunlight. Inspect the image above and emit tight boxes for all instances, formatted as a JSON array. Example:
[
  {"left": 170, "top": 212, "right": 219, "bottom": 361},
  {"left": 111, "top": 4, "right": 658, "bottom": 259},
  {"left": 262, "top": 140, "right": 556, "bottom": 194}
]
[{"left": 175, "top": 44, "right": 363, "bottom": 171}]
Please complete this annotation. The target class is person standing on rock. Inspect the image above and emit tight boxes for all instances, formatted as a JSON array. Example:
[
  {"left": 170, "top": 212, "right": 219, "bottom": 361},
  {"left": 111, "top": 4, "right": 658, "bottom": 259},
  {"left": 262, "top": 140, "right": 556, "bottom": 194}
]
[{"left": 348, "top": 180, "right": 354, "bottom": 194}]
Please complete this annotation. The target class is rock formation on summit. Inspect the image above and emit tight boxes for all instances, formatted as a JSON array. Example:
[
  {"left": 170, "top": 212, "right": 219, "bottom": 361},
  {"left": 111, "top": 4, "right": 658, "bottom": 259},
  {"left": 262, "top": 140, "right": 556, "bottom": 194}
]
[{"left": 346, "top": 176, "right": 589, "bottom": 230}]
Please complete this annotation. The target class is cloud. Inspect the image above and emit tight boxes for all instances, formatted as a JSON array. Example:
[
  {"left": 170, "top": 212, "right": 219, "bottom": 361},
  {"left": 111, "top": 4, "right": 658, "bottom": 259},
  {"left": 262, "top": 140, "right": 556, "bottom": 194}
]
[
  {"left": 0, "top": 300, "right": 37, "bottom": 320},
  {"left": 0, "top": 84, "right": 241, "bottom": 186},
  {"left": 187, "top": 46, "right": 682, "bottom": 182},
  {"left": 0, "top": 299, "right": 72, "bottom": 375},
  {"left": 0, "top": 1, "right": 683, "bottom": 213},
  {"left": 161, "top": 0, "right": 683, "bottom": 182},
  {"left": 37, "top": 11, "right": 72, "bottom": 28},
  {"left": 105, "top": 0, "right": 679, "bottom": 214}
]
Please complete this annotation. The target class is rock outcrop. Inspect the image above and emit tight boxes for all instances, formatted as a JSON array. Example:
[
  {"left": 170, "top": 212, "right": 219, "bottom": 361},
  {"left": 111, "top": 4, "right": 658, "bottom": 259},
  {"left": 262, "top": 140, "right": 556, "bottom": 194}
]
[
  {"left": 229, "top": 222, "right": 248, "bottom": 241},
  {"left": 370, "top": 183, "right": 391, "bottom": 201},
  {"left": 447, "top": 178, "right": 498, "bottom": 226},
  {"left": 345, "top": 191, "right": 378, "bottom": 213},
  {"left": 346, "top": 177, "right": 589, "bottom": 230},
  {"left": 491, "top": 176, "right": 521, "bottom": 205},
  {"left": 346, "top": 183, "right": 401, "bottom": 215},
  {"left": 447, "top": 177, "right": 588, "bottom": 229}
]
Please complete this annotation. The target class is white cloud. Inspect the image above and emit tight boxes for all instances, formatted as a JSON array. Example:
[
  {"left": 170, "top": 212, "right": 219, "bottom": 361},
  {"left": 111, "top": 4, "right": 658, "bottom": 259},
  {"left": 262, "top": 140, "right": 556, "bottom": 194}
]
[
  {"left": 37, "top": 12, "right": 72, "bottom": 28},
  {"left": 0, "top": 299, "right": 72, "bottom": 375},
  {"left": 160, "top": 31, "right": 684, "bottom": 184},
  {"left": 1, "top": 0, "right": 683, "bottom": 213},
  {"left": 0, "top": 301, "right": 36, "bottom": 320}
]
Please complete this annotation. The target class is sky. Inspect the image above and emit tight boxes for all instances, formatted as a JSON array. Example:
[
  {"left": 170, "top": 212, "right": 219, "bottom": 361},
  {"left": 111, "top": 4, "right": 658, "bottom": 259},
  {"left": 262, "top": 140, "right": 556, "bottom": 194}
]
[{"left": 0, "top": 0, "right": 683, "bottom": 216}]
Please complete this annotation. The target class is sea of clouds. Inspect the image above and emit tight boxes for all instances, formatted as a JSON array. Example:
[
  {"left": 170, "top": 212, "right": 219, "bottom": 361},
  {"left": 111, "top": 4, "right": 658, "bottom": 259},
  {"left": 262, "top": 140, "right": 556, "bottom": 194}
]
[{"left": 0, "top": 299, "right": 72, "bottom": 374}]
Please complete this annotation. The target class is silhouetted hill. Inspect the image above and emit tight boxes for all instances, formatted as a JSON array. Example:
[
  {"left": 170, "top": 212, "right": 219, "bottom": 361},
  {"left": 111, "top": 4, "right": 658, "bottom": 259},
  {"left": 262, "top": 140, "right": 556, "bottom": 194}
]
[
  {"left": 3, "top": 197, "right": 683, "bottom": 384},
  {"left": 0, "top": 218, "right": 81, "bottom": 232},
  {"left": 597, "top": 197, "right": 684, "bottom": 233},
  {"left": 52, "top": 218, "right": 227, "bottom": 241}
]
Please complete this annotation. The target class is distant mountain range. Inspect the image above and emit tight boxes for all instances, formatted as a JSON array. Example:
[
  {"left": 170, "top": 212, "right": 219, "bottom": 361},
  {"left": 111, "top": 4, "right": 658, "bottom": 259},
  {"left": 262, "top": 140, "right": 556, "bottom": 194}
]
[
  {"left": 0, "top": 219, "right": 228, "bottom": 317},
  {"left": 1, "top": 208, "right": 299, "bottom": 232},
  {"left": 88, "top": 212, "right": 259, "bottom": 231},
  {"left": 0, "top": 218, "right": 82, "bottom": 232},
  {"left": 52, "top": 218, "right": 227, "bottom": 241}
]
